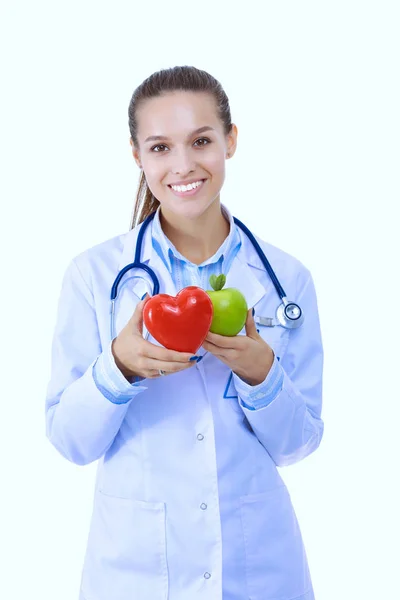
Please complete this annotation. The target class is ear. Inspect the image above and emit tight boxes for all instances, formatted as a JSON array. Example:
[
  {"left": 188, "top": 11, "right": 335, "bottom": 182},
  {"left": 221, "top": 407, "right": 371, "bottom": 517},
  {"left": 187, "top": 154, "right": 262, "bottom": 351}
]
[
  {"left": 130, "top": 138, "right": 142, "bottom": 169},
  {"left": 226, "top": 123, "right": 238, "bottom": 159}
]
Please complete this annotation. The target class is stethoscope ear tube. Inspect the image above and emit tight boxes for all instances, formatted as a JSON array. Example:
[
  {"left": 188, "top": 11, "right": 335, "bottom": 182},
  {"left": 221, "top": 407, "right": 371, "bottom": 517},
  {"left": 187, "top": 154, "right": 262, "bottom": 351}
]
[
  {"left": 233, "top": 217, "right": 287, "bottom": 300},
  {"left": 110, "top": 262, "right": 160, "bottom": 301}
]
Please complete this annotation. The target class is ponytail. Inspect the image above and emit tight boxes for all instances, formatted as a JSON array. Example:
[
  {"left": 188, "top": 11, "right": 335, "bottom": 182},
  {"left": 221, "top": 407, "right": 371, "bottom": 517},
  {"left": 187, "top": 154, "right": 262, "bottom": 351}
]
[{"left": 129, "top": 171, "right": 160, "bottom": 230}]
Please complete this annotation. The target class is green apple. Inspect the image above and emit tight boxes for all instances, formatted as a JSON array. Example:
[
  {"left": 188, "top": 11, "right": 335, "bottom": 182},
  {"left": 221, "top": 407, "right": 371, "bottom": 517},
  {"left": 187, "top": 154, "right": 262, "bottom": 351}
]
[{"left": 206, "top": 274, "right": 248, "bottom": 336}]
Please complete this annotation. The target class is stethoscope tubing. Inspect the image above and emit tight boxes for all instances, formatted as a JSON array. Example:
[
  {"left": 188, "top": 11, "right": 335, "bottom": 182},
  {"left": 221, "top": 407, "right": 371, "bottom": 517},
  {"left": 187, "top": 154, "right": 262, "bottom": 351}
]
[{"left": 110, "top": 212, "right": 303, "bottom": 339}]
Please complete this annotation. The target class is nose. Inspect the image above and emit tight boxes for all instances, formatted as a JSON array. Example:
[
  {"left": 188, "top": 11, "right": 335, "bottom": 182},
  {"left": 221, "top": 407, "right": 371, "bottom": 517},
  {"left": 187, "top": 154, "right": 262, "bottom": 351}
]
[{"left": 170, "top": 147, "right": 196, "bottom": 176}]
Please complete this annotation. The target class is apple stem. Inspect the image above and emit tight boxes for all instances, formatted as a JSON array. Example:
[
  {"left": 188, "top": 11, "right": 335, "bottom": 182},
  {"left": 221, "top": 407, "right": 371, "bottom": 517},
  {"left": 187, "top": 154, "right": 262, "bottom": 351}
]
[{"left": 209, "top": 274, "right": 226, "bottom": 291}]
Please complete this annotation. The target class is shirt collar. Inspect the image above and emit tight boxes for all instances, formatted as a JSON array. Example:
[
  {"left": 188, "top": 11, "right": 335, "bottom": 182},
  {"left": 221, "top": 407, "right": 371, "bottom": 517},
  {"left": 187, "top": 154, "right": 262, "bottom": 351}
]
[{"left": 151, "top": 203, "right": 240, "bottom": 273}]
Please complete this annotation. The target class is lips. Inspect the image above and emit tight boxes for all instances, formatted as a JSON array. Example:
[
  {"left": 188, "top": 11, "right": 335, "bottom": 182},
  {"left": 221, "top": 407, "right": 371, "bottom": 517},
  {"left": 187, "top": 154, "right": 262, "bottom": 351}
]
[
  {"left": 168, "top": 178, "right": 206, "bottom": 188},
  {"left": 168, "top": 179, "right": 207, "bottom": 197},
  {"left": 168, "top": 179, "right": 206, "bottom": 190}
]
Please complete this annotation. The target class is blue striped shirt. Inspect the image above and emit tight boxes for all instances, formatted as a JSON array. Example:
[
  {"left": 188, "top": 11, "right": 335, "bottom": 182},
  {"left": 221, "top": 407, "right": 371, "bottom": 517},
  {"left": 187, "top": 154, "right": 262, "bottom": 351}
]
[
  {"left": 93, "top": 205, "right": 283, "bottom": 410},
  {"left": 151, "top": 204, "right": 242, "bottom": 291}
]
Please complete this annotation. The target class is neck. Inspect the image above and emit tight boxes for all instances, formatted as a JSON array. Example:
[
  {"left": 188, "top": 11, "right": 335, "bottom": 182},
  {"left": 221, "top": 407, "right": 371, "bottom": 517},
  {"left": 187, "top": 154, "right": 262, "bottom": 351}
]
[{"left": 160, "top": 199, "right": 230, "bottom": 265}]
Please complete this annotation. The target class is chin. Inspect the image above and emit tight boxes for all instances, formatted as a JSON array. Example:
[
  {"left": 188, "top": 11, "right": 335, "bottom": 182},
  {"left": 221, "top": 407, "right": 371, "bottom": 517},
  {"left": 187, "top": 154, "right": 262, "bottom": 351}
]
[{"left": 161, "top": 197, "right": 217, "bottom": 220}]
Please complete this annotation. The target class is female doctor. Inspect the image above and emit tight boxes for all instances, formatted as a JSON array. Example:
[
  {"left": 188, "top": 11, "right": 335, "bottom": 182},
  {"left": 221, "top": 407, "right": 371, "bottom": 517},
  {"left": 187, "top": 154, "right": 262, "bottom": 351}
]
[{"left": 45, "top": 66, "right": 324, "bottom": 600}]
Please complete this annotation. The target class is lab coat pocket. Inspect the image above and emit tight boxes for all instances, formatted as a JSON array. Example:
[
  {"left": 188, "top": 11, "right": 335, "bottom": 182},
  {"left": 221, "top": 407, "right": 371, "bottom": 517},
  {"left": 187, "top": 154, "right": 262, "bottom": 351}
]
[
  {"left": 81, "top": 490, "right": 169, "bottom": 600},
  {"left": 257, "top": 324, "right": 290, "bottom": 363},
  {"left": 240, "top": 486, "right": 311, "bottom": 600}
]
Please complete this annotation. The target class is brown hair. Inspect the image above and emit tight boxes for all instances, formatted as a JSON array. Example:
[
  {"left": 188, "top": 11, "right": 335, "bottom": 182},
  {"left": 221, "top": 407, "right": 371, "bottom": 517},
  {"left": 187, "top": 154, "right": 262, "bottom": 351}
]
[{"left": 128, "top": 65, "right": 233, "bottom": 229}]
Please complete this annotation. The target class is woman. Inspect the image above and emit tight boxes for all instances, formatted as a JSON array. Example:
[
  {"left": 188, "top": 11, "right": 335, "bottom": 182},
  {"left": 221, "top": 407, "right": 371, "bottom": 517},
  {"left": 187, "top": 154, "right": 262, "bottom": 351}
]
[{"left": 45, "top": 65, "right": 324, "bottom": 600}]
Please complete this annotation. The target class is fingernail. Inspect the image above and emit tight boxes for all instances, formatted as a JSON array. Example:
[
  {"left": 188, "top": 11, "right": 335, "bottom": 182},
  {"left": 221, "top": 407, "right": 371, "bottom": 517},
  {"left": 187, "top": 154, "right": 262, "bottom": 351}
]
[{"left": 189, "top": 355, "right": 200, "bottom": 362}]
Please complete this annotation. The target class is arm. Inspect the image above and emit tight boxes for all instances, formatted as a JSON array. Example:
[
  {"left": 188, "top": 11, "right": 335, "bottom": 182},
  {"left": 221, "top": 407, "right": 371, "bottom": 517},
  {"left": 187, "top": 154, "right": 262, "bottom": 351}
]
[
  {"left": 45, "top": 259, "right": 146, "bottom": 466},
  {"left": 233, "top": 271, "right": 324, "bottom": 467}
]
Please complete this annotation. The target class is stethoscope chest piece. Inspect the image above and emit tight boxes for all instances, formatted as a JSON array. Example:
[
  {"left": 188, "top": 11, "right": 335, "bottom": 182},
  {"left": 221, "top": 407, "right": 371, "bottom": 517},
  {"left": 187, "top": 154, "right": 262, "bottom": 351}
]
[{"left": 276, "top": 298, "right": 304, "bottom": 329}]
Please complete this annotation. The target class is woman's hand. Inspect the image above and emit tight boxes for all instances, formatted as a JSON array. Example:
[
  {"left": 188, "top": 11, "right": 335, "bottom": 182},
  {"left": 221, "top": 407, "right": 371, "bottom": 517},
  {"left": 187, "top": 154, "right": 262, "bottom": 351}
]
[
  {"left": 111, "top": 297, "right": 197, "bottom": 380},
  {"left": 202, "top": 309, "right": 274, "bottom": 386}
]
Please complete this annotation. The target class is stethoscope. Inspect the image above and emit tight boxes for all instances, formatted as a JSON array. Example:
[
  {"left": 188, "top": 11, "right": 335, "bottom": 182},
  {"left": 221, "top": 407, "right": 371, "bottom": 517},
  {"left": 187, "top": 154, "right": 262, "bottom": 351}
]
[{"left": 110, "top": 212, "right": 304, "bottom": 341}]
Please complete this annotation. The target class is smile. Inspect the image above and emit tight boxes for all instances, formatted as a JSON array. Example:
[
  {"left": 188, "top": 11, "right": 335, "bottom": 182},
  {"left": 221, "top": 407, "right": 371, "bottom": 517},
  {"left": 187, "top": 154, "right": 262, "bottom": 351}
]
[{"left": 168, "top": 179, "right": 206, "bottom": 197}]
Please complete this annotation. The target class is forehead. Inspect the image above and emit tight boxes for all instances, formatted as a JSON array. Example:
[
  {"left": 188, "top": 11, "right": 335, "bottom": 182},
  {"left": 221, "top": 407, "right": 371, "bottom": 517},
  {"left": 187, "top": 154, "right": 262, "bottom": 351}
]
[{"left": 136, "top": 91, "right": 221, "bottom": 138}]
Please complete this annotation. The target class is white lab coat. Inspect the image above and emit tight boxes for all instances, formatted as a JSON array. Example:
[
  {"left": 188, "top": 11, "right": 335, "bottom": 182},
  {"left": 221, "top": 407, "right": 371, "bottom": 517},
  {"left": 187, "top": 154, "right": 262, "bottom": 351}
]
[{"left": 45, "top": 219, "right": 324, "bottom": 600}]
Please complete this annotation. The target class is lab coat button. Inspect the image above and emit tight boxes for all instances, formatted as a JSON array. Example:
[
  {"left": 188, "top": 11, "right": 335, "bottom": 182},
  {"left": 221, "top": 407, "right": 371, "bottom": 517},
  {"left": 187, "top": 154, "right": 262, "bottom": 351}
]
[
  {"left": 197, "top": 433, "right": 204, "bottom": 440},
  {"left": 200, "top": 503, "right": 207, "bottom": 510},
  {"left": 204, "top": 572, "right": 211, "bottom": 579}
]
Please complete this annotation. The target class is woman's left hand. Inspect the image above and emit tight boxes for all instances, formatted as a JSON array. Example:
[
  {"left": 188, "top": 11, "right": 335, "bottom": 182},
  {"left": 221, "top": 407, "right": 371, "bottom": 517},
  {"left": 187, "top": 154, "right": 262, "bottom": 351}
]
[{"left": 202, "top": 309, "right": 274, "bottom": 386}]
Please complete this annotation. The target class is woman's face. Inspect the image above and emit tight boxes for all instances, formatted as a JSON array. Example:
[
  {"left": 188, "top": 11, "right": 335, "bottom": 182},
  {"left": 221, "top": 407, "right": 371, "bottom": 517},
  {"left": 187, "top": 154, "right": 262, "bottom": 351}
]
[{"left": 131, "top": 91, "right": 237, "bottom": 221}]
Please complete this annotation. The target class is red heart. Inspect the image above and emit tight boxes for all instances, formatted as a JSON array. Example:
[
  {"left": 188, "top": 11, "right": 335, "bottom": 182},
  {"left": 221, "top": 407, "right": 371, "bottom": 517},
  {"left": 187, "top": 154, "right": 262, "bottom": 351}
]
[{"left": 143, "top": 286, "right": 214, "bottom": 354}]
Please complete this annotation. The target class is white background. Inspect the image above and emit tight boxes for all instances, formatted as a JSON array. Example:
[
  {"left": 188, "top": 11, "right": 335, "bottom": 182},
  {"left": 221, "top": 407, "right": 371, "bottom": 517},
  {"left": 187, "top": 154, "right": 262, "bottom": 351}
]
[{"left": 1, "top": 1, "right": 399, "bottom": 598}]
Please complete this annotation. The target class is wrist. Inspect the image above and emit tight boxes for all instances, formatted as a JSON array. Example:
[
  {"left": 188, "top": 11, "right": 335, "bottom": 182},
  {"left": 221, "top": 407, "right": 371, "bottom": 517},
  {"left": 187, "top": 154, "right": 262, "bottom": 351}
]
[
  {"left": 238, "top": 373, "right": 265, "bottom": 386},
  {"left": 236, "top": 348, "right": 275, "bottom": 386},
  {"left": 111, "top": 338, "right": 133, "bottom": 379}
]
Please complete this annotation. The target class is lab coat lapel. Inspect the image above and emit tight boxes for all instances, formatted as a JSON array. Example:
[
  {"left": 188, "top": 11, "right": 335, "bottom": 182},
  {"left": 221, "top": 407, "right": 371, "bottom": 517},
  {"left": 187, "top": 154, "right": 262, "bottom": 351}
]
[{"left": 224, "top": 253, "right": 267, "bottom": 312}]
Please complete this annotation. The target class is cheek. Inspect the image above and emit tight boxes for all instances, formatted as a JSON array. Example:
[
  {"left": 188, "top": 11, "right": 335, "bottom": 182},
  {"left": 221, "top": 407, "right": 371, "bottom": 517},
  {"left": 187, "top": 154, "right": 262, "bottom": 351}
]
[
  {"left": 141, "top": 163, "right": 169, "bottom": 199},
  {"left": 142, "top": 161, "right": 163, "bottom": 184},
  {"left": 204, "top": 152, "right": 225, "bottom": 179}
]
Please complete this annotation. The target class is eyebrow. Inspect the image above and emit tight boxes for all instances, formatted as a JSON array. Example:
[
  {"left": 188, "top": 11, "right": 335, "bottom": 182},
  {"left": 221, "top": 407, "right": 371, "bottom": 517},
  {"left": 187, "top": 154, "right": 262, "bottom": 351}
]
[{"left": 144, "top": 126, "right": 215, "bottom": 144}]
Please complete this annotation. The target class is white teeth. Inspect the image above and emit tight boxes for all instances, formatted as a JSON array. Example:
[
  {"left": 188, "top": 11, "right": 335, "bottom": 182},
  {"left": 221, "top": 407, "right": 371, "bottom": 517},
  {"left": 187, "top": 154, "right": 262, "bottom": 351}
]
[{"left": 171, "top": 180, "right": 203, "bottom": 192}]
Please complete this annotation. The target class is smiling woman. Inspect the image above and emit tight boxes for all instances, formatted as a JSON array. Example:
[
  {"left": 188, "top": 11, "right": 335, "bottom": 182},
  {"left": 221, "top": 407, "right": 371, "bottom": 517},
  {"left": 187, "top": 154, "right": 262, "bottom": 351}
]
[
  {"left": 45, "top": 65, "right": 324, "bottom": 600},
  {"left": 130, "top": 90, "right": 236, "bottom": 240}
]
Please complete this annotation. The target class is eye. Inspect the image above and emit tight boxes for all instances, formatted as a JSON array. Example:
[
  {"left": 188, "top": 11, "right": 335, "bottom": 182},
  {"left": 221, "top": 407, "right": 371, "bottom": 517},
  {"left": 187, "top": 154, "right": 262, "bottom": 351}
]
[
  {"left": 150, "top": 144, "right": 168, "bottom": 153},
  {"left": 194, "top": 137, "right": 211, "bottom": 147}
]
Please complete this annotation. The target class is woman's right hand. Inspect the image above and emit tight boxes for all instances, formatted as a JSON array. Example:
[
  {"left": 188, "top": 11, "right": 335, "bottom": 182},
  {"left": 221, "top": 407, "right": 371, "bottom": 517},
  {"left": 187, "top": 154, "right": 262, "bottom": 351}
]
[{"left": 111, "top": 297, "right": 198, "bottom": 381}]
